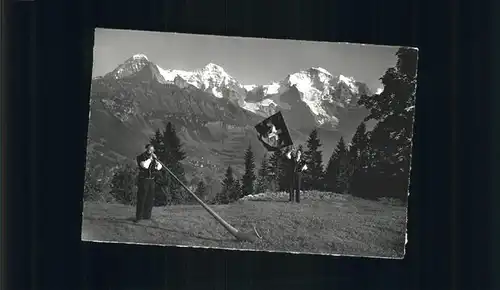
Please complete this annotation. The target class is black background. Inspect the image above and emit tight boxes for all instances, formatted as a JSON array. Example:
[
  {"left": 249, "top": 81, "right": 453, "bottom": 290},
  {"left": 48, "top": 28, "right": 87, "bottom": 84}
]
[{"left": 4, "top": 0, "right": 496, "bottom": 289}]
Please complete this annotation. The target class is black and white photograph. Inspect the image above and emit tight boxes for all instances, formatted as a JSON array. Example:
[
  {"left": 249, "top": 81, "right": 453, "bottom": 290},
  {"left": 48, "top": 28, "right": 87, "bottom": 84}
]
[{"left": 82, "top": 28, "right": 418, "bottom": 259}]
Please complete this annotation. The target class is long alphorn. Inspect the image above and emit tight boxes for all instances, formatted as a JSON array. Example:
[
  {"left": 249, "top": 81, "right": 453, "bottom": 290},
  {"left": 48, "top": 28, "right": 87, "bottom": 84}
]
[{"left": 153, "top": 157, "right": 259, "bottom": 242}]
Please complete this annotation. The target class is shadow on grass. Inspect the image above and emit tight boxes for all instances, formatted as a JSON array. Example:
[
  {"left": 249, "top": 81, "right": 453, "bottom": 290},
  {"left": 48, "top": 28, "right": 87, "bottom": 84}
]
[{"left": 85, "top": 216, "right": 235, "bottom": 243}]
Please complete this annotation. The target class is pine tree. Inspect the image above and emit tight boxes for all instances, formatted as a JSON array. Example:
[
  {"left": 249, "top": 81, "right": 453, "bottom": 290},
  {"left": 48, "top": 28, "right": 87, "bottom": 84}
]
[
  {"left": 241, "top": 144, "right": 256, "bottom": 197},
  {"left": 348, "top": 123, "right": 368, "bottom": 161},
  {"left": 346, "top": 123, "right": 370, "bottom": 189},
  {"left": 150, "top": 129, "right": 165, "bottom": 159},
  {"left": 336, "top": 137, "right": 350, "bottom": 193},
  {"left": 355, "top": 47, "right": 418, "bottom": 200},
  {"left": 233, "top": 179, "right": 242, "bottom": 201},
  {"left": 149, "top": 129, "right": 168, "bottom": 205},
  {"left": 269, "top": 148, "right": 285, "bottom": 192},
  {"left": 302, "top": 129, "right": 324, "bottom": 190},
  {"left": 255, "top": 154, "right": 271, "bottom": 194},
  {"left": 348, "top": 134, "right": 376, "bottom": 197},
  {"left": 155, "top": 122, "right": 189, "bottom": 205},
  {"left": 217, "top": 166, "right": 236, "bottom": 204},
  {"left": 223, "top": 165, "right": 235, "bottom": 186},
  {"left": 194, "top": 180, "right": 207, "bottom": 200},
  {"left": 325, "top": 137, "right": 349, "bottom": 193},
  {"left": 204, "top": 173, "right": 215, "bottom": 198},
  {"left": 163, "top": 122, "right": 187, "bottom": 164}
]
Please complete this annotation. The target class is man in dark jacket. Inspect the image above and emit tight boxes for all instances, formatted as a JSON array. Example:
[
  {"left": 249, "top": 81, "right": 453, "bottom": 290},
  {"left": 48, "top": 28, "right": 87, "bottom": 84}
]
[
  {"left": 135, "top": 144, "right": 162, "bottom": 221},
  {"left": 285, "top": 147, "right": 306, "bottom": 203}
]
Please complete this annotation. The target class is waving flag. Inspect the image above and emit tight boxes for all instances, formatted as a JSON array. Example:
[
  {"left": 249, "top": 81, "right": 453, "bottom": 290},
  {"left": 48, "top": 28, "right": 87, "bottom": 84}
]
[{"left": 254, "top": 111, "right": 293, "bottom": 151}]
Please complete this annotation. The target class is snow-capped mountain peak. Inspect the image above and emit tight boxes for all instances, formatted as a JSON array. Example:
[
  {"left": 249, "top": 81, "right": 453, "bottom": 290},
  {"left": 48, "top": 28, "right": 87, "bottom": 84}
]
[
  {"left": 242, "top": 67, "right": 365, "bottom": 126},
  {"left": 156, "top": 66, "right": 193, "bottom": 83},
  {"left": 203, "top": 63, "right": 226, "bottom": 73},
  {"left": 285, "top": 67, "right": 338, "bottom": 98},
  {"left": 154, "top": 62, "right": 243, "bottom": 99},
  {"left": 108, "top": 54, "right": 152, "bottom": 79},
  {"left": 105, "top": 54, "right": 370, "bottom": 127},
  {"left": 338, "top": 74, "right": 355, "bottom": 84},
  {"left": 132, "top": 54, "right": 149, "bottom": 61},
  {"left": 197, "top": 63, "right": 233, "bottom": 86},
  {"left": 338, "top": 74, "right": 358, "bottom": 93},
  {"left": 311, "top": 67, "right": 333, "bottom": 76}
]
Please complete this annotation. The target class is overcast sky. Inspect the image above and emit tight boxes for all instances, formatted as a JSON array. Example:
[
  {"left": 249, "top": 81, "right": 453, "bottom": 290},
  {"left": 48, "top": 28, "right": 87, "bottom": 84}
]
[{"left": 92, "top": 28, "right": 400, "bottom": 92}]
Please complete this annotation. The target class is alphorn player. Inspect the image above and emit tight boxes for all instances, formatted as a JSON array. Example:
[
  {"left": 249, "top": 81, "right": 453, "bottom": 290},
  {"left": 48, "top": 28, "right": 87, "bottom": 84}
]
[{"left": 135, "top": 144, "right": 162, "bottom": 221}]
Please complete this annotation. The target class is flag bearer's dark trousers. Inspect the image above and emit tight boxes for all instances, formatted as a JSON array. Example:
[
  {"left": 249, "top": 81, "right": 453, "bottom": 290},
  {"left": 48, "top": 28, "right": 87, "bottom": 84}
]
[
  {"left": 295, "top": 173, "right": 301, "bottom": 203},
  {"left": 136, "top": 177, "right": 156, "bottom": 220},
  {"left": 289, "top": 172, "right": 301, "bottom": 203}
]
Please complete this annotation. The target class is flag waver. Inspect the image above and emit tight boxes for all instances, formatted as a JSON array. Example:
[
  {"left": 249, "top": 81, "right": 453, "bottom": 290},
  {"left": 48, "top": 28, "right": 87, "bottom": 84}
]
[{"left": 254, "top": 111, "right": 293, "bottom": 151}]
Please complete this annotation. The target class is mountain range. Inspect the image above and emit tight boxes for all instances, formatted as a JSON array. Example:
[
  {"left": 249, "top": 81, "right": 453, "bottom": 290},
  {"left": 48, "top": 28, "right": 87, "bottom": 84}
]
[{"left": 87, "top": 54, "right": 375, "bottom": 191}]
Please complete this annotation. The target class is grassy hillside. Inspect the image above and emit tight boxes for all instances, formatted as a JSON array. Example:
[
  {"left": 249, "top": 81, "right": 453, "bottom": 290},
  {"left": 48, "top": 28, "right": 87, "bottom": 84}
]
[{"left": 82, "top": 191, "right": 407, "bottom": 258}]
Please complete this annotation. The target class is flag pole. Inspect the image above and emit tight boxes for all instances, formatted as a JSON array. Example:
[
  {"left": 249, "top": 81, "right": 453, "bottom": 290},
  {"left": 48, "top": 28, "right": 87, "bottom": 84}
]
[{"left": 154, "top": 158, "right": 258, "bottom": 242}]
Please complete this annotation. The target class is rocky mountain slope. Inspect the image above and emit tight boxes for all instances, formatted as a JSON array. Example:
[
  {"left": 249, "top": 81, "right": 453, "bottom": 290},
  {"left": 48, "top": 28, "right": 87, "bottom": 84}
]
[{"left": 87, "top": 54, "right": 373, "bottom": 188}]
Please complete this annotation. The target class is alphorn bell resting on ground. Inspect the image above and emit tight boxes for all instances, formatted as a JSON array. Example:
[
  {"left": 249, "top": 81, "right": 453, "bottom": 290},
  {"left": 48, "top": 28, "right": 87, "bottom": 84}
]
[{"left": 135, "top": 144, "right": 162, "bottom": 222}]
